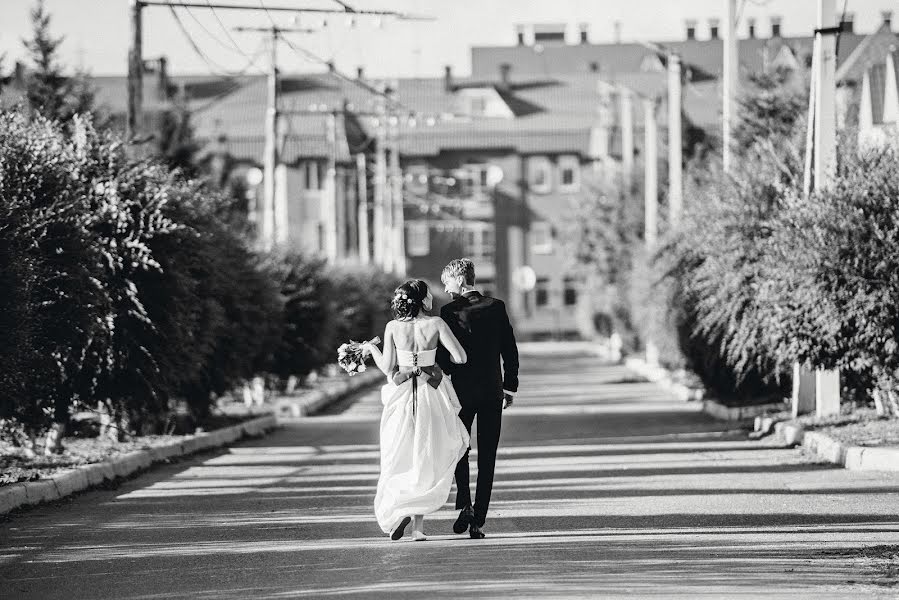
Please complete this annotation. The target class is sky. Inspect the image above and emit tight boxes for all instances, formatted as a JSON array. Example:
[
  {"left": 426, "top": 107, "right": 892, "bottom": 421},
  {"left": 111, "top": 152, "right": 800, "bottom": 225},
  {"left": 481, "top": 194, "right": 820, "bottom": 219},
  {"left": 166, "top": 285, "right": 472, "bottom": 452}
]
[{"left": 1, "top": 0, "right": 896, "bottom": 79}]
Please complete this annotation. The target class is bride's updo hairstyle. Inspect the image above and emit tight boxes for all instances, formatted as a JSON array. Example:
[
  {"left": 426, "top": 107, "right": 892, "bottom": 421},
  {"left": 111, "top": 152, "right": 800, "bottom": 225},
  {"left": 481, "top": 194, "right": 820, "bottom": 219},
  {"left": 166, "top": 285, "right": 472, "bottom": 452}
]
[{"left": 392, "top": 279, "right": 429, "bottom": 320}]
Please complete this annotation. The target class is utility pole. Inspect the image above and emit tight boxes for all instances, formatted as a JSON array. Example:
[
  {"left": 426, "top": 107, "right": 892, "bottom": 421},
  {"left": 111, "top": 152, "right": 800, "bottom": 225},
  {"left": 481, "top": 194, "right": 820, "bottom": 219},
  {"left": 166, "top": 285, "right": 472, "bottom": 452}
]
[
  {"left": 793, "top": 0, "right": 841, "bottom": 418},
  {"left": 356, "top": 152, "right": 370, "bottom": 263},
  {"left": 235, "top": 25, "right": 320, "bottom": 250},
  {"left": 323, "top": 110, "right": 339, "bottom": 261},
  {"left": 388, "top": 94, "right": 406, "bottom": 277},
  {"left": 813, "top": 0, "right": 840, "bottom": 417},
  {"left": 619, "top": 86, "right": 635, "bottom": 187},
  {"left": 723, "top": 0, "right": 739, "bottom": 173},
  {"left": 373, "top": 89, "right": 388, "bottom": 269},
  {"left": 643, "top": 96, "right": 660, "bottom": 366},
  {"left": 643, "top": 97, "right": 659, "bottom": 250},
  {"left": 262, "top": 27, "right": 279, "bottom": 250},
  {"left": 667, "top": 52, "right": 683, "bottom": 228},
  {"left": 126, "top": 0, "right": 143, "bottom": 141}
]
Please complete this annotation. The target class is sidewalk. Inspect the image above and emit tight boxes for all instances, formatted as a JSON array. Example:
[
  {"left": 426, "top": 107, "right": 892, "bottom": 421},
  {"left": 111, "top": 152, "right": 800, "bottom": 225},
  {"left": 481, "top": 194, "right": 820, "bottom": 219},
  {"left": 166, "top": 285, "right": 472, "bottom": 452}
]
[{"left": 0, "top": 370, "right": 382, "bottom": 516}]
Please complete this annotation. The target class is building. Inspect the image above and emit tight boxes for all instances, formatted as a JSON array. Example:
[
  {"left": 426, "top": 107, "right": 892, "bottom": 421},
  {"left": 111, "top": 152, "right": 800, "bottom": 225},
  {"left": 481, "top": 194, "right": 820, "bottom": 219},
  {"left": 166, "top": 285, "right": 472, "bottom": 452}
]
[
  {"left": 833, "top": 20, "right": 899, "bottom": 148},
  {"left": 191, "top": 67, "right": 619, "bottom": 338}
]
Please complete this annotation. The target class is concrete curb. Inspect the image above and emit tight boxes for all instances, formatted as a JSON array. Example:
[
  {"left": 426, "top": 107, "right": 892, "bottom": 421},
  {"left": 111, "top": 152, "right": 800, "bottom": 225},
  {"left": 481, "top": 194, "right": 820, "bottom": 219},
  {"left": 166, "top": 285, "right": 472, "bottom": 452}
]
[
  {"left": 702, "top": 399, "right": 788, "bottom": 422},
  {"left": 774, "top": 421, "right": 899, "bottom": 471},
  {"left": 518, "top": 341, "right": 612, "bottom": 359},
  {"left": 274, "top": 370, "right": 383, "bottom": 418},
  {"left": 625, "top": 357, "right": 786, "bottom": 421},
  {"left": 624, "top": 357, "right": 705, "bottom": 403},
  {"left": 0, "top": 414, "right": 277, "bottom": 516}
]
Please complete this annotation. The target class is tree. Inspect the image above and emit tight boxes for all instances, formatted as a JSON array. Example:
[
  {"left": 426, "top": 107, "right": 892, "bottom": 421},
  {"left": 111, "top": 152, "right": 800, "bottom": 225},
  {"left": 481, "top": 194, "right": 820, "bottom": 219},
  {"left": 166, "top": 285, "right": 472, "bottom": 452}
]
[
  {"left": 22, "top": 0, "right": 95, "bottom": 122},
  {"left": 152, "top": 104, "right": 199, "bottom": 175},
  {"left": 733, "top": 66, "right": 808, "bottom": 154}
]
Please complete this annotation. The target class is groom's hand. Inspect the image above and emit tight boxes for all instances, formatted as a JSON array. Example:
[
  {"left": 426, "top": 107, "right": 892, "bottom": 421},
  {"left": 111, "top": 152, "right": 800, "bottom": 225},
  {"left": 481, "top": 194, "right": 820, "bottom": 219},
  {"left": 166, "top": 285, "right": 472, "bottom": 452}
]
[{"left": 502, "top": 392, "right": 514, "bottom": 410}]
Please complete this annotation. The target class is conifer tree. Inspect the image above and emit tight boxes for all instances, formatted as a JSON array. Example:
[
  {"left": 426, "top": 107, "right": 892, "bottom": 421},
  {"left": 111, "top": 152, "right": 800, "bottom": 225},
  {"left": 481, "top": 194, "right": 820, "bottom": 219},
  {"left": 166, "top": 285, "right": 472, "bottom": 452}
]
[{"left": 22, "top": 0, "right": 94, "bottom": 122}]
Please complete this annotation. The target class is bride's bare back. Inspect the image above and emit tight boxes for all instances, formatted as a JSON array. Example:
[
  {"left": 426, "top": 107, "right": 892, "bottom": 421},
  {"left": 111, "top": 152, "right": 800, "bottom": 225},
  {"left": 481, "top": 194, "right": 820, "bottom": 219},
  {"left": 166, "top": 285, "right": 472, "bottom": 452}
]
[
  {"left": 369, "top": 317, "right": 466, "bottom": 376},
  {"left": 392, "top": 317, "right": 442, "bottom": 352}
]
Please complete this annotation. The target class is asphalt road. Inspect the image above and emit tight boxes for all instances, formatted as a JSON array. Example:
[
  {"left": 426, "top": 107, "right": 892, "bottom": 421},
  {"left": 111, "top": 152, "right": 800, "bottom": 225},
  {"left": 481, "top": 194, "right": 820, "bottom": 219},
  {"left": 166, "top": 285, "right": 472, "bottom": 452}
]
[{"left": 2, "top": 354, "right": 898, "bottom": 599}]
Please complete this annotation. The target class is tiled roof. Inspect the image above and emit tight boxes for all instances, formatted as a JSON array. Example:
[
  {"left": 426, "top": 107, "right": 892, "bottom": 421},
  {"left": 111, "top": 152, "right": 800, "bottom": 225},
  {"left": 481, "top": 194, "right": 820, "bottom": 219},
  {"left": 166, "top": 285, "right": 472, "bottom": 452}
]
[
  {"left": 0, "top": 71, "right": 253, "bottom": 116},
  {"left": 472, "top": 33, "right": 867, "bottom": 80},
  {"left": 836, "top": 24, "right": 899, "bottom": 84},
  {"left": 192, "top": 70, "right": 606, "bottom": 161}
]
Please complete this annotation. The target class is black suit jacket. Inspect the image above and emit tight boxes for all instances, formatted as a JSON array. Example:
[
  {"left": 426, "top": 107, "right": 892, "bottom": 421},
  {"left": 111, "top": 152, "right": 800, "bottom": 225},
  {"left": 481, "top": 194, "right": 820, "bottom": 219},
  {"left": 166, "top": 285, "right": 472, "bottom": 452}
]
[{"left": 437, "top": 291, "right": 519, "bottom": 406}]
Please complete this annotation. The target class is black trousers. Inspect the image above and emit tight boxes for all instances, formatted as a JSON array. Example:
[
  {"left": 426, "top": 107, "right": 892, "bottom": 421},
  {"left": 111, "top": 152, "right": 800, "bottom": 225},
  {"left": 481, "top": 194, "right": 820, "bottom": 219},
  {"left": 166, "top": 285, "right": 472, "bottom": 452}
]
[{"left": 454, "top": 401, "right": 502, "bottom": 527}]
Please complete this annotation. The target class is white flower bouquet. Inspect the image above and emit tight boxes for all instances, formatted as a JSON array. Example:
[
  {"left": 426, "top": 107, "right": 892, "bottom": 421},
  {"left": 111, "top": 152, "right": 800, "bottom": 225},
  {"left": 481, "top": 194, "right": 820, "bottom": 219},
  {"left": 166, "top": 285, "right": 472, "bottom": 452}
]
[{"left": 337, "top": 336, "right": 381, "bottom": 376}]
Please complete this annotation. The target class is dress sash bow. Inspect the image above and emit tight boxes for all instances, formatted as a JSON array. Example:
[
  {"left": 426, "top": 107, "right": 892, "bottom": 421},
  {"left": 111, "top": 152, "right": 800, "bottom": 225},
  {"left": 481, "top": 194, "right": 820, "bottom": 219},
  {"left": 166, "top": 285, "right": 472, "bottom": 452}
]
[{"left": 392, "top": 364, "right": 443, "bottom": 419}]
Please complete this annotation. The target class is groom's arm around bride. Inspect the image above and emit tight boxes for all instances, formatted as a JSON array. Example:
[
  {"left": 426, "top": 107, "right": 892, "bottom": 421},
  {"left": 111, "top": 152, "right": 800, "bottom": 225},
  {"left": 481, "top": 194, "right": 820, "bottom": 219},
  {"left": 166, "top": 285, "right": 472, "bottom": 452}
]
[{"left": 436, "top": 291, "right": 519, "bottom": 409}]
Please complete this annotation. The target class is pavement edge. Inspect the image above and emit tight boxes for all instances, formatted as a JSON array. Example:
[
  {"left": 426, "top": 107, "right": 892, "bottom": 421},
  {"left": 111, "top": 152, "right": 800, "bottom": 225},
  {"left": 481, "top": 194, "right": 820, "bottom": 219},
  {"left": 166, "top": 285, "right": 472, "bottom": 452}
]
[
  {"left": 773, "top": 421, "right": 899, "bottom": 471},
  {"left": 625, "top": 357, "right": 784, "bottom": 421},
  {"left": 274, "top": 370, "right": 383, "bottom": 418},
  {"left": 0, "top": 414, "right": 278, "bottom": 516}
]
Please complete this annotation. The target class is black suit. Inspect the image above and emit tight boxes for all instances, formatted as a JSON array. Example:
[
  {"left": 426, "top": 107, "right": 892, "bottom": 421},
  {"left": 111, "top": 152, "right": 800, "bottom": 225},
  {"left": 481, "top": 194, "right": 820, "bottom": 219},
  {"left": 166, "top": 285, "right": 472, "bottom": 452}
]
[{"left": 437, "top": 290, "right": 519, "bottom": 527}]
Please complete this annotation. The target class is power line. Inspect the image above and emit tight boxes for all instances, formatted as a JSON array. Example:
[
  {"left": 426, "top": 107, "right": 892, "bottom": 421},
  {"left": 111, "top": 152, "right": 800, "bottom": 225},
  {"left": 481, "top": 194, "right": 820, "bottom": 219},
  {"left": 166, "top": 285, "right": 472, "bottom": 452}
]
[
  {"left": 206, "top": 0, "right": 261, "bottom": 56},
  {"left": 142, "top": 1, "right": 433, "bottom": 19},
  {"left": 181, "top": 2, "right": 248, "bottom": 55},
  {"left": 168, "top": 5, "right": 266, "bottom": 77},
  {"left": 256, "top": 0, "right": 415, "bottom": 114}
]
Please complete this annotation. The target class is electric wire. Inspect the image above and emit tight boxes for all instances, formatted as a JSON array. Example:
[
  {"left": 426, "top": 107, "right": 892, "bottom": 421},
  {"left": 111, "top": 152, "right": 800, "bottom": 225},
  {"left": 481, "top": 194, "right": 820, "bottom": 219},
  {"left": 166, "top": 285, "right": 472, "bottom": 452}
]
[{"left": 168, "top": 4, "right": 266, "bottom": 77}]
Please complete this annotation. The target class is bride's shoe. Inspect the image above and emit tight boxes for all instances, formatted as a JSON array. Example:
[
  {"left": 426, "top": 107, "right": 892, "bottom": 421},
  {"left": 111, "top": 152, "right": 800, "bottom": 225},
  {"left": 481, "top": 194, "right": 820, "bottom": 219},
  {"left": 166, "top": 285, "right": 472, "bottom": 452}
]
[
  {"left": 410, "top": 515, "right": 426, "bottom": 540},
  {"left": 391, "top": 516, "right": 411, "bottom": 541}
]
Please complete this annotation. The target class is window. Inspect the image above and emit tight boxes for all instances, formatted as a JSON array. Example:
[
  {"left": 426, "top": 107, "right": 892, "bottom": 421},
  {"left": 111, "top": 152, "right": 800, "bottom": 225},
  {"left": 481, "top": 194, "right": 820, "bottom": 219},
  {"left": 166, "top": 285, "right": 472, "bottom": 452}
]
[
  {"left": 563, "top": 277, "right": 579, "bottom": 306},
  {"left": 303, "top": 161, "right": 321, "bottom": 190},
  {"left": 527, "top": 156, "right": 552, "bottom": 193},
  {"left": 558, "top": 155, "right": 581, "bottom": 192},
  {"left": 463, "top": 223, "right": 495, "bottom": 262},
  {"left": 535, "top": 278, "right": 550, "bottom": 307},
  {"left": 465, "top": 164, "right": 494, "bottom": 198},
  {"left": 531, "top": 221, "right": 553, "bottom": 254},
  {"left": 406, "top": 221, "right": 430, "bottom": 257}
]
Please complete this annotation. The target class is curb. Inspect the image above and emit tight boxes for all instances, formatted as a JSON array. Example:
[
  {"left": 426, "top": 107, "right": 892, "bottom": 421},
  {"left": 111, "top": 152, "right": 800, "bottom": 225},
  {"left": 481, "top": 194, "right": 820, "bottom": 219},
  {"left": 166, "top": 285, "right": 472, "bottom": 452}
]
[
  {"left": 774, "top": 421, "right": 899, "bottom": 471},
  {"left": 624, "top": 357, "right": 705, "bottom": 403},
  {"left": 702, "top": 399, "right": 787, "bottom": 423},
  {"left": 518, "top": 341, "right": 612, "bottom": 359},
  {"left": 274, "top": 370, "right": 383, "bottom": 418},
  {"left": 0, "top": 414, "right": 277, "bottom": 516},
  {"left": 625, "top": 357, "right": 786, "bottom": 421}
]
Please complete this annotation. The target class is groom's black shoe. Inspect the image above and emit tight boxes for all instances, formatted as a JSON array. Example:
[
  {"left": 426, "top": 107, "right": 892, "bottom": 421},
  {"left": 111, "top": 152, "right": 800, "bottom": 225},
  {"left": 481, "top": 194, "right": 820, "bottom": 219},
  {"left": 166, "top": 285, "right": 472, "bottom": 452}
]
[
  {"left": 453, "top": 506, "right": 474, "bottom": 534},
  {"left": 469, "top": 522, "right": 485, "bottom": 539}
]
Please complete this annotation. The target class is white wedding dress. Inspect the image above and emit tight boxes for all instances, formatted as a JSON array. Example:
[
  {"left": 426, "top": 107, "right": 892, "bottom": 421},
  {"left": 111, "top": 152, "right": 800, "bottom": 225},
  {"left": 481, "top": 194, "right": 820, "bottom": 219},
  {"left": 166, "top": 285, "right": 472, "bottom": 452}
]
[{"left": 374, "top": 348, "right": 470, "bottom": 534}]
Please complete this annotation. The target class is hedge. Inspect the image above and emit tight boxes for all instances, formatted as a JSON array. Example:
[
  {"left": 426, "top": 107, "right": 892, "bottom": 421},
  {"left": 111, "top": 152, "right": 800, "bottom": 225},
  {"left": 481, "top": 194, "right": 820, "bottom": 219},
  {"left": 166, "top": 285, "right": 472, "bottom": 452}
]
[{"left": 0, "top": 110, "right": 398, "bottom": 448}]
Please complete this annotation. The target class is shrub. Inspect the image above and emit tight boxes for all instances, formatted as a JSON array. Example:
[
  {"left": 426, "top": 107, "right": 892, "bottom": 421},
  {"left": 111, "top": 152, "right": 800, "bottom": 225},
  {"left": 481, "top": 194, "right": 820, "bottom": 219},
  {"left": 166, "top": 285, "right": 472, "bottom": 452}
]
[
  {"left": 761, "top": 144, "right": 899, "bottom": 398},
  {"left": 0, "top": 113, "right": 111, "bottom": 437},
  {"left": 328, "top": 265, "right": 402, "bottom": 346},
  {"left": 269, "top": 254, "right": 336, "bottom": 381},
  {"left": 0, "top": 110, "right": 282, "bottom": 442}
]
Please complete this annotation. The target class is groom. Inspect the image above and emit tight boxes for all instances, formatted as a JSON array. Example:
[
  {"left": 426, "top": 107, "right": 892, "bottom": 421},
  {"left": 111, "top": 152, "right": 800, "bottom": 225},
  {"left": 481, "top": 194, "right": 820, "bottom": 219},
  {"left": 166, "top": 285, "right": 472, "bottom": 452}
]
[{"left": 437, "top": 258, "right": 519, "bottom": 539}]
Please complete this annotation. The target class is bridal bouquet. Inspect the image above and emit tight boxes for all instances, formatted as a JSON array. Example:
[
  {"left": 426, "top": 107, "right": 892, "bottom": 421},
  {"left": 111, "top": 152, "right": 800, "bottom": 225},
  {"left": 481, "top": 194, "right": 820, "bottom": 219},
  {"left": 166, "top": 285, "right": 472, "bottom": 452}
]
[{"left": 337, "top": 336, "right": 381, "bottom": 376}]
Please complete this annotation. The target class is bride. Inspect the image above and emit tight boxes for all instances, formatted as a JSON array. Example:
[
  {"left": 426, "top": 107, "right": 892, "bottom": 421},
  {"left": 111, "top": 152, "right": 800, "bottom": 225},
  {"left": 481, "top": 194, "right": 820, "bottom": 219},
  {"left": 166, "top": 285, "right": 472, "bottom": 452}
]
[{"left": 363, "top": 279, "right": 470, "bottom": 541}]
